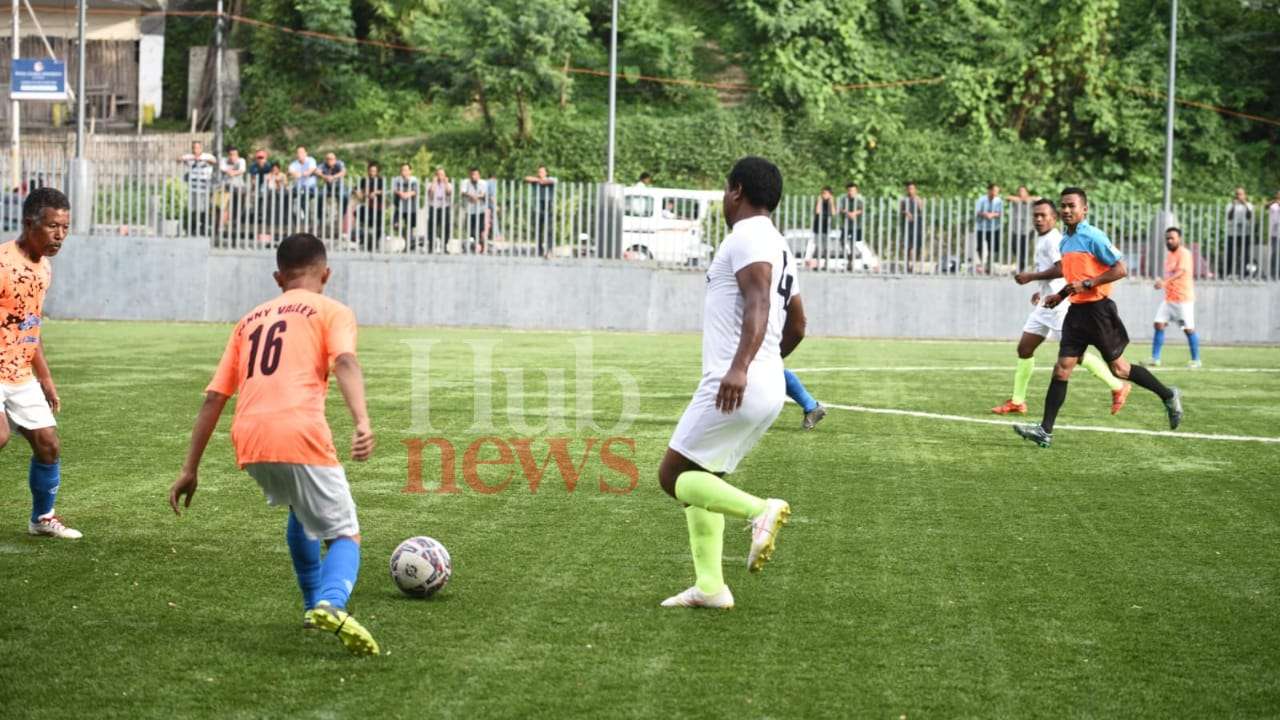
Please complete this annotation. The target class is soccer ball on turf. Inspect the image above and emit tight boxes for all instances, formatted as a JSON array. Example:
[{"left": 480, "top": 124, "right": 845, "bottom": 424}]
[{"left": 390, "top": 536, "right": 452, "bottom": 598}]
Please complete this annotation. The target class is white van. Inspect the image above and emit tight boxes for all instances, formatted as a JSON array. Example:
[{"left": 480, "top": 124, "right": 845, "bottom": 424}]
[{"left": 620, "top": 187, "right": 722, "bottom": 265}]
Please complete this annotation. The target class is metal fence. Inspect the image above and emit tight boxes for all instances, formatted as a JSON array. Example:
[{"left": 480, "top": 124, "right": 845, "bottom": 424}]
[{"left": 2, "top": 156, "right": 1278, "bottom": 282}]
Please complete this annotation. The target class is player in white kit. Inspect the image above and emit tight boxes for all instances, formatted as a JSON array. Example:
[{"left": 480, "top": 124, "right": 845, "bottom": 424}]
[
  {"left": 658, "top": 156, "right": 804, "bottom": 610},
  {"left": 992, "top": 198, "right": 1130, "bottom": 416}
]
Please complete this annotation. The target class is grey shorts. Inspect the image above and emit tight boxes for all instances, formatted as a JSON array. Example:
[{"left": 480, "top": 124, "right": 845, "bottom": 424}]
[{"left": 246, "top": 463, "right": 360, "bottom": 540}]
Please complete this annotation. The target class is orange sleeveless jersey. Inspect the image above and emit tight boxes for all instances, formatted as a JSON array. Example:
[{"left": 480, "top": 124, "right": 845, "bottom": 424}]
[
  {"left": 1164, "top": 247, "right": 1194, "bottom": 303},
  {"left": 0, "top": 241, "right": 51, "bottom": 385},
  {"left": 207, "top": 289, "right": 358, "bottom": 467}
]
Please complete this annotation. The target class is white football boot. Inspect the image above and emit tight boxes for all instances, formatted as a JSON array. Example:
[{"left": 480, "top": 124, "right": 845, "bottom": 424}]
[
  {"left": 29, "top": 514, "right": 82, "bottom": 539},
  {"left": 747, "top": 499, "right": 790, "bottom": 572},
  {"left": 660, "top": 585, "right": 735, "bottom": 609}
]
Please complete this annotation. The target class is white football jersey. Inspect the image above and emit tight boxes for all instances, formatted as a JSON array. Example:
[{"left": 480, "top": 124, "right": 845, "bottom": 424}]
[
  {"left": 701, "top": 215, "right": 797, "bottom": 376},
  {"left": 1034, "top": 228, "right": 1066, "bottom": 299}
]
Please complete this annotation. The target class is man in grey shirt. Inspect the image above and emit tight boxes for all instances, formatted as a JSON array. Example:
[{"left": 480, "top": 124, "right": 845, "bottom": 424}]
[{"left": 1223, "top": 186, "right": 1254, "bottom": 278}]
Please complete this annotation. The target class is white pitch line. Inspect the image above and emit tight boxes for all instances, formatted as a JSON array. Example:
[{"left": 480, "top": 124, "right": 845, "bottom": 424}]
[
  {"left": 790, "top": 366, "right": 1280, "bottom": 373},
  {"left": 815, "top": 401, "right": 1280, "bottom": 444}
]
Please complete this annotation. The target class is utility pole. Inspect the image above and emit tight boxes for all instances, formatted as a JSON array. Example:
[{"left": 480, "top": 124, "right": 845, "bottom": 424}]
[
  {"left": 74, "top": 0, "right": 85, "bottom": 158},
  {"left": 1161, "top": 0, "right": 1178, "bottom": 212},
  {"left": 605, "top": 0, "right": 617, "bottom": 184},
  {"left": 10, "top": 0, "right": 19, "bottom": 193},
  {"left": 69, "top": 0, "right": 90, "bottom": 232},
  {"left": 213, "top": 0, "right": 224, "bottom": 160}
]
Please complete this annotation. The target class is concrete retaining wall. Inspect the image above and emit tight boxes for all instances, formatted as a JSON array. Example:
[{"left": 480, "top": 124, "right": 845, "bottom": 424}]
[{"left": 45, "top": 235, "right": 1280, "bottom": 343}]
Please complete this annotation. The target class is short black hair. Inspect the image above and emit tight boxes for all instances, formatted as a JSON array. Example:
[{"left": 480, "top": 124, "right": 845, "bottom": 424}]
[
  {"left": 821, "top": 185, "right": 832, "bottom": 193},
  {"left": 1060, "top": 186, "right": 1088, "bottom": 205},
  {"left": 1166, "top": 226, "right": 1182, "bottom": 238},
  {"left": 640, "top": 172, "right": 652, "bottom": 181},
  {"left": 368, "top": 161, "right": 380, "bottom": 171},
  {"left": 23, "top": 187, "right": 69, "bottom": 224},
  {"left": 469, "top": 166, "right": 479, "bottom": 173},
  {"left": 277, "top": 233, "right": 327, "bottom": 275},
  {"left": 987, "top": 182, "right": 998, "bottom": 190},
  {"left": 727, "top": 156, "right": 783, "bottom": 212},
  {"left": 1032, "top": 198, "right": 1057, "bottom": 214},
  {"left": 846, "top": 182, "right": 856, "bottom": 189}
]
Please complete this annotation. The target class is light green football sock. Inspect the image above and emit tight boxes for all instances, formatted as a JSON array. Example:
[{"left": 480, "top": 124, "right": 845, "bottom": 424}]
[
  {"left": 1080, "top": 351, "right": 1124, "bottom": 391},
  {"left": 1011, "top": 356, "right": 1035, "bottom": 405},
  {"left": 685, "top": 506, "right": 725, "bottom": 594},
  {"left": 674, "top": 471, "right": 767, "bottom": 520}
]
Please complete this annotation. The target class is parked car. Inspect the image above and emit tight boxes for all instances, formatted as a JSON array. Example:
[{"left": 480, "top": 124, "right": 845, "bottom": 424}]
[
  {"left": 621, "top": 187, "right": 721, "bottom": 266},
  {"left": 782, "top": 229, "right": 882, "bottom": 273}
]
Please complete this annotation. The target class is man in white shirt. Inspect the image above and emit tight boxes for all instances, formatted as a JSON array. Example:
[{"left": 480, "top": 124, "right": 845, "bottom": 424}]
[
  {"left": 220, "top": 147, "right": 247, "bottom": 234},
  {"left": 288, "top": 146, "right": 318, "bottom": 221},
  {"left": 460, "top": 167, "right": 488, "bottom": 253},
  {"left": 993, "top": 199, "right": 1129, "bottom": 416},
  {"left": 658, "top": 156, "right": 802, "bottom": 610}
]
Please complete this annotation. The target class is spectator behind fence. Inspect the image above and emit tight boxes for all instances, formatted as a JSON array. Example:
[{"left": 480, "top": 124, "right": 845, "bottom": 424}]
[
  {"left": 426, "top": 167, "right": 453, "bottom": 254},
  {"left": 899, "top": 181, "right": 925, "bottom": 273},
  {"left": 392, "top": 163, "right": 420, "bottom": 251},
  {"left": 461, "top": 167, "right": 488, "bottom": 253},
  {"left": 838, "top": 182, "right": 864, "bottom": 264},
  {"left": 220, "top": 147, "right": 247, "bottom": 235},
  {"left": 524, "top": 165, "right": 557, "bottom": 258},
  {"left": 1006, "top": 184, "right": 1036, "bottom": 271},
  {"left": 1224, "top": 186, "right": 1254, "bottom": 278},
  {"left": 485, "top": 173, "right": 503, "bottom": 246},
  {"left": 975, "top": 182, "right": 1003, "bottom": 274},
  {"left": 810, "top": 186, "right": 835, "bottom": 268},
  {"left": 179, "top": 140, "right": 217, "bottom": 236},
  {"left": 1268, "top": 190, "right": 1280, "bottom": 279},
  {"left": 262, "top": 163, "right": 289, "bottom": 244},
  {"left": 354, "top": 162, "right": 385, "bottom": 251},
  {"left": 317, "top": 152, "right": 348, "bottom": 236},
  {"left": 288, "top": 146, "right": 318, "bottom": 221},
  {"left": 633, "top": 172, "right": 653, "bottom": 188}
]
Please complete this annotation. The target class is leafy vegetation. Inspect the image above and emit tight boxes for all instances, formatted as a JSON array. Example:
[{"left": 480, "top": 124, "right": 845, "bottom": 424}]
[{"left": 171, "top": 0, "right": 1280, "bottom": 199}]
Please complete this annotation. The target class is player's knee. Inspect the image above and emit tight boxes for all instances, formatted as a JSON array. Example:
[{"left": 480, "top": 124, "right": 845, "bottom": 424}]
[
  {"left": 1154, "top": 322, "right": 1166, "bottom": 331},
  {"left": 0, "top": 428, "right": 8, "bottom": 450},
  {"left": 33, "top": 431, "right": 59, "bottom": 463}
]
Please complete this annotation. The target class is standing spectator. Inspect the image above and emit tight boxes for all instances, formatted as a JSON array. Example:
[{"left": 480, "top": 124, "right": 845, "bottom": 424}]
[
  {"left": 353, "top": 162, "right": 385, "bottom": 251},
  {"left": 288, "top": 146, "right": 318, "bottom": 223},
  {"left": 899, "top": 181, "right": 925, "bottom": 273},
  {"left": 220, "top": 147, "right": 247, "bottom": 237},
  {"left": 1265, "top": 189, "right": 1280, "bottom": 279},
  {"left": 316, "top": 152, "right": 348, "bottom": 238},
  {"left": 524, "top": 165, "right": 557, "bottom": 258},
  {"left": 810, "top": 186, "right": 836, "bottom": 269},
  {"left": 246, "top": 150, "right": 274, "bottom": 226},
  {"left": 838, "top": 182, "right": 865, "bottom": 265},
  {"left": 485, "top": 173, "right": 503, "bottom": 247},
  {"left": 179, "top": 140, "right": 217, "bottom": 236},
  {"left": 392, "top": 163, "right": 420, "bottom": 251},
  {"left": 633, "top": 172, "right": 653, "bottom": 188},
  {"left": 461, "top": 167, "right": 488, "bottom": 253},
  {"left": 1005, "top": 184, "right": 1036, "bottom": 270},
  {"left": 1223, "top": 186, "right": 1254, "bottom": 278},
  {"left": 425, "top": 167, "right": 453, "bottom": 253},
  {"left": 975, "top": 182, "right": 1004, "bottom": 274}
]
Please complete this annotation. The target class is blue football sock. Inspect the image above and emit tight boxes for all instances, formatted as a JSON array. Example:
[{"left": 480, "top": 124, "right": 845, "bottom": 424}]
[
  {"left": 784, "top": 369, "right": 818, "bottom": 413},
  {"left": 1152, "top": 327, "right": 1166, "bottom": 360},
  {"left": 1187, "top": 331, "right": 1201, "bottom": 361},
  {"left": 317, "top": 537, "right": 361, "bottom": 610},
  {"left": 286, "top": 512, "right": 322, "bottom": 610},
  {"left": 29, "top": 458, "right": 60, "bottom": 523}
]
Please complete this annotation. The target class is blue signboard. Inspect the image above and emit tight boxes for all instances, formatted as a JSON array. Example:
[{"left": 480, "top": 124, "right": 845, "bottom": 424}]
[{"left": 10, "top": 59, "right": 67, "bottom": 101}]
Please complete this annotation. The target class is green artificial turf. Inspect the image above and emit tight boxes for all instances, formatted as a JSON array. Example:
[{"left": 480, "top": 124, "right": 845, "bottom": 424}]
[{"left": 1, "top": 321, "right": 1277, "bottom": 719}]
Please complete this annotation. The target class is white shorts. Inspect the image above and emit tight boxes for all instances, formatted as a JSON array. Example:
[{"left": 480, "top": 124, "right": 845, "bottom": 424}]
[
  {"left": 1021, "top": 305, "right": 1068, "bottom": 340},
  {"left": 1, "top": 379, "right": 56, "bottom": 430},
  {"left": 1155, "top": 301, "right": 1195, "bottom": 330},
  {"left": 668, "top": 364, "right": 785, "bottom": 474},
  {"left": 246, "top": 462, "right": 360, "bottom": 540}
]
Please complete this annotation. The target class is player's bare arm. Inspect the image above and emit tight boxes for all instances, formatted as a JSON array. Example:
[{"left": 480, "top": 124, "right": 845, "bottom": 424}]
[
  {"left": 780, "top": 295, "right": 806, "bottom": 359},
  {"left": 31, "top": 339, "right": 59, "bottom": 413},
  {"left": 1156, "top": 265, "right": 1184, "bottom": 289},
  {"left": 1015, "top": 261, "right": 1062, "bottom": 286},
  {"left": 170, "top": 391, "right": 230, "bottom": 514},
  {"left": 716, "top": 261, "right": 772, "bottom": 414},
  {"left": 333, "top": 353, "right": 375, "bottom": 461}
]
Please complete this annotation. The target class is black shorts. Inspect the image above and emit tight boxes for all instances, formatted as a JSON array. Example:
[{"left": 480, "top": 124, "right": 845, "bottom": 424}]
[{"left": 1059, "top": 298, "right": 1129, "bottom": 362}]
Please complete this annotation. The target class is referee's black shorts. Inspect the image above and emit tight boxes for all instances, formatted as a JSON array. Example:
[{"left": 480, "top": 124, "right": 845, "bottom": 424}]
[{"left": 1059, "top": 297, "right": 1129, "bottom": 362}]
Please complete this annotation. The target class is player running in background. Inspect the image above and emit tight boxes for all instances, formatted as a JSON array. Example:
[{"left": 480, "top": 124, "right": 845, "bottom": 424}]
[
  {"left": 1, "top": 188, "right": 77, "bottom": 538},
  {"left": 1147, "top": 227, "right": 1202, "bottom": 368},
  {"left": 169, "top": 233, "right": 379, "bottom": 655},
  {"left": 658, "top": 156, "right": 799, "bottom": 610},
  {"left": 993, "top": 198, "right": 1131, "bottom": 416},
  {"left": 1014, "top": 188, "right": 1183, "bottom": 448},
  {"left": 784, "top": 368, "right": 826, "bottom": 429}
]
